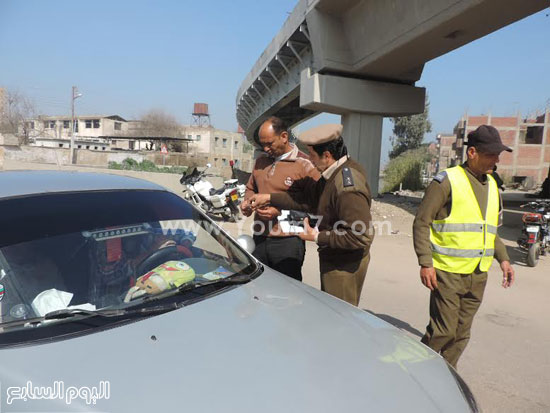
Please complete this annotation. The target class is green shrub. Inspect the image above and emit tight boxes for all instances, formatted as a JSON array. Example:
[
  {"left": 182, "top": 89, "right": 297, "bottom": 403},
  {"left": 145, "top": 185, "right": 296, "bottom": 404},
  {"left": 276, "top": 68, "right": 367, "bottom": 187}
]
[
  {"left": 121, "top": 158, "right": 138, "bottom": 169},
  {"left": 382, "top": 148, "right": 429, "bottom": 192},
  {"left": 138, "top": 159, "right": 157, "bottom": 171},
  {"left": 108, "top": 158, "right": 188, "bottom": 175}
]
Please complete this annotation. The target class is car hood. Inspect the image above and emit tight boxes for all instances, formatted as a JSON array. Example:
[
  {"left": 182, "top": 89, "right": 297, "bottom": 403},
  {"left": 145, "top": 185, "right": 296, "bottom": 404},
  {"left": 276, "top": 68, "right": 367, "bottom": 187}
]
[{"left": 0, "top": 270, "right": 471, "bottom": 412}]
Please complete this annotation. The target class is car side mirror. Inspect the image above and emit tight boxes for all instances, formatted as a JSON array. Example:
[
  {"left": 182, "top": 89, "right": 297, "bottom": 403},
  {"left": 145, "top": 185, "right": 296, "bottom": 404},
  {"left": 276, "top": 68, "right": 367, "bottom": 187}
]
[{"left": 236, "top": 235, "right": 255, "bottom": 254}]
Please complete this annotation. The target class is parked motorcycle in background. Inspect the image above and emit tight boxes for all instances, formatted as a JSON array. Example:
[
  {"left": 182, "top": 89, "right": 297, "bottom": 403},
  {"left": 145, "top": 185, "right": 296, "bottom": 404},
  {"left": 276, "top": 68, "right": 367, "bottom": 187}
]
[
  {"left": 517, "top": 200, "right": 550, "bottom": 267},
  {"left": 180, "top": 164, "right": 242, "bottom": 222}
]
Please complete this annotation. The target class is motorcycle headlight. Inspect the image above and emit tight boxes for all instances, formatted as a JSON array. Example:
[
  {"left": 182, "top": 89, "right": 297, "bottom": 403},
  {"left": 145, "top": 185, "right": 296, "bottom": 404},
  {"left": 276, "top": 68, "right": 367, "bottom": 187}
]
[{"left": 447, "top": 364, "right": 480, "bottom": 412}]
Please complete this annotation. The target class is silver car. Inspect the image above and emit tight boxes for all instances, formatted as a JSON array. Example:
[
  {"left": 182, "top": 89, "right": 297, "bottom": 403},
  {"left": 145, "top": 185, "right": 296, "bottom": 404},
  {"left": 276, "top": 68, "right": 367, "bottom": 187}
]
[{"left": 0, "top": 171, "right": 478, "bottom": 412}]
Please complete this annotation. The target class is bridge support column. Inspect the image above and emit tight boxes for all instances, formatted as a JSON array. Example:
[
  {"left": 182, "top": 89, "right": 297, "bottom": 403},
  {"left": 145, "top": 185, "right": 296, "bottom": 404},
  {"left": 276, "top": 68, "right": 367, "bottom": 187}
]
[
  {"left": 300, "top": 68, "right": 426, "bottom": 197},
  {"left": 341, "top": 113, "right": 383, "bottom": 197}
]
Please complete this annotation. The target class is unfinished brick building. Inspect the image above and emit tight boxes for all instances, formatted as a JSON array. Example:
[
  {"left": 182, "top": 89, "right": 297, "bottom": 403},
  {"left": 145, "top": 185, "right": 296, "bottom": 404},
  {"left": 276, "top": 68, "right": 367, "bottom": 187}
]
[{"left": 439, "top": 110, "right": 550, "bottom": 188}]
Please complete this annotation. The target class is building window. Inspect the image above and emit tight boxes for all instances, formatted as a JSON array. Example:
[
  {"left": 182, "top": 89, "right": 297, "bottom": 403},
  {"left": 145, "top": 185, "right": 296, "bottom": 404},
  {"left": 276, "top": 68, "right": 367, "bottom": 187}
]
[
  {"left": 234, "top": 141, "right": 238, "bottom": 149},
  {"left": 129, "top": 141, "right": 135, "bottom": 150},
  {"left": 93, "top": 119, "right": 100, "bottom": 128},
  {"left": 63, "top": 120, "right": 70, "bottom": 129},
  {"left": 44, "top": 121, "right": 56, "bottom": 129},
  {"left": 520, "top": 126, "right": 544, "bottom": 144},
  {"left": 222, "top": 138, "right": 227, "bottom": 148},
  {"left": 111, "top": 140, "right": 117, "bottom": 145},
  {"left": 94, "top": 146, "right": 98, "bottom": 150},
  {"left": 187, "top": 134, "right": 192, "bottom": 140},
  {"left": 77, "top": 145, "right": 82, "bottom": 149},
  {"left": 58, "top": 143, "right": 63, "bottom": 148},
  {"left": 222, "top": 158, "right": 227, "bottom": 166},
  {"left": 86, "top": 145, "right": 90, "bottom": 149},
  {"left": 214, "top": 137, "right": 219, "bottom": 147},
  {"left": 50, "top": 121, "right": 56, "bottom": 128},
  {"left": 114, "top": 122, "right": 121, "bottom": 131},
  {"left": 26, "top": 121, "right": 34, "bottom": 129},
  {"left": 102, "top": 147, "right": 106, "bottom": 151},
  {"left": 85, "top": 120, "right": 92, "bottom": 128},
  {"left": 196, "top": 135, "right": 201, "bottom": 141}
]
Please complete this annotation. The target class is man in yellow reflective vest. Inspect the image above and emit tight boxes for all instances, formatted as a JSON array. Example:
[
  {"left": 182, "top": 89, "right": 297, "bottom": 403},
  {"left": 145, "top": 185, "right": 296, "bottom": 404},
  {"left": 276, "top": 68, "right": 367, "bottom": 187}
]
[{"left": 413, "top": 125, "right": 515, "bottom": 368}]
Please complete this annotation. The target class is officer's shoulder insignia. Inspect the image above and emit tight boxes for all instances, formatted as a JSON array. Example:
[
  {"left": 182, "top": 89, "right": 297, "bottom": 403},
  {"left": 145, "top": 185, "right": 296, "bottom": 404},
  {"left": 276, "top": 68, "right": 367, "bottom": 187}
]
[
  {"left": 342, "top": 167, "right": 355, "bottom": 187},
  {"left": 432, "top": 171, "right": 447, "bottom": 183}
]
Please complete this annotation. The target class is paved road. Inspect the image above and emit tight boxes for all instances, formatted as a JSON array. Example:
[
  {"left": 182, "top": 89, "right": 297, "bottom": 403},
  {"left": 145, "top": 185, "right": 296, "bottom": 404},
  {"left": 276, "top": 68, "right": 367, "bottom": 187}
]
[
  {"left": 221, "top": 192, "right": 550, "bottom": 413},
  {"left": 4, "top": 161, "right": 549, "bottom": 412}
]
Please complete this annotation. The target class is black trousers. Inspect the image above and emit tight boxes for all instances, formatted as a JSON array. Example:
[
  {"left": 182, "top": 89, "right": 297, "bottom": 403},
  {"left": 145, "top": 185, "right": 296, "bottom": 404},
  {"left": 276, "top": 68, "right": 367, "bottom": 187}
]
[{"left": 253, "top": 235, "right": 305, "bottom": 281}]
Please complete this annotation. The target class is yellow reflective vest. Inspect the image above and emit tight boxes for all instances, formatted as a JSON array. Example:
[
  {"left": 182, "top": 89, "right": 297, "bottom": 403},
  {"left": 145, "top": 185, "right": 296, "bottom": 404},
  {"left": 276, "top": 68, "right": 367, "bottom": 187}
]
[{"left": 430, "top": 166, "right": 499, "bottom": 274}]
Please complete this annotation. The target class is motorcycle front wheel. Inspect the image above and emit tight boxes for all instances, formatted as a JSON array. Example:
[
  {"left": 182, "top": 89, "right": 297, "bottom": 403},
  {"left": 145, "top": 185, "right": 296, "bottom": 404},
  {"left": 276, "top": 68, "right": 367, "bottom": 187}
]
[{"left": 527, "top": 242, "right": 540, "bottom": 267}]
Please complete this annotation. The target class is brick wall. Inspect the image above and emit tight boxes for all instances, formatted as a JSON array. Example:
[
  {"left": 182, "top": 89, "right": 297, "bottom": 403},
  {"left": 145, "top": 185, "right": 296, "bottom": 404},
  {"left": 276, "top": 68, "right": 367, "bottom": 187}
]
[
  {"left": 499, "top": 129, "right": 516, "bottom": 146},
  {"left": 515, "top": 168, "right": 539, "bottom": 178},
  {"left": 468, "top": 116, "right": 489, "bottom": 127},
  {"left": 499, "top": 151, "right": 514, "bottom": 166},
  {"left": 491, "top": 116, "right": 517, "bottom": 128},
  {"left": 545, "top": 147, "right": 550, "bottom": 163},
  {"left": 441, "top": 137, "right": 455, "bottom": 146},
  {"left": 517, "top": 146, "right": 543, "bottom": 165}
]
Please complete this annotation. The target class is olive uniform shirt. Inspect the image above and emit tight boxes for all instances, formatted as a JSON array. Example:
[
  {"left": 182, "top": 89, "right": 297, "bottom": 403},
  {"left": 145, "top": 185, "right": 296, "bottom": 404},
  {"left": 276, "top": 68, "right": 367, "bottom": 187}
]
[
  {"left": 271, "top": 157, "right": 373, "bottom": 262},
  {"left": 413, "top": 163, "right": 509, "bottom": 270}
]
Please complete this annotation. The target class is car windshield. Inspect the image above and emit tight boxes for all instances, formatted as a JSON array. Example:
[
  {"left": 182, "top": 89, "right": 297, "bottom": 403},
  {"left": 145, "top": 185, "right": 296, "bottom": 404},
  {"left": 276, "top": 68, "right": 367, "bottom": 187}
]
[{"left": 0, "top": 190, "right": 257, "bottom": 329}]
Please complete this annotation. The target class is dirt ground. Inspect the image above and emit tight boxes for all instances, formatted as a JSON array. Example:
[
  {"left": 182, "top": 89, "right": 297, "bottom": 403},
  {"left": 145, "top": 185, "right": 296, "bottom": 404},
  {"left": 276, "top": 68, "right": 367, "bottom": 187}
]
[{"left": 4, "top": 161, "right": 550, "bottom": 412}]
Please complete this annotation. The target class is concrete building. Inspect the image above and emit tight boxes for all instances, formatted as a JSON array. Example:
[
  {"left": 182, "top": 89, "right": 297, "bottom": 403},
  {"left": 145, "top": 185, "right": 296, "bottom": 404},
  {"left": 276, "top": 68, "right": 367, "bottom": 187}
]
[
  {"left": 25, "top": 114, "right": 129, "bottom": 151},
  {"left": 452, "top": 109, "right": 550, "bottom": 187},
  {"left": 23, "top": 113, "right": 253, "bottom": 172},
  {"left": 436, "top": 133, "right": 459, "bottom": 170},
  {"left": 183, "top": 126, "right": 253, "bottom": 172}
]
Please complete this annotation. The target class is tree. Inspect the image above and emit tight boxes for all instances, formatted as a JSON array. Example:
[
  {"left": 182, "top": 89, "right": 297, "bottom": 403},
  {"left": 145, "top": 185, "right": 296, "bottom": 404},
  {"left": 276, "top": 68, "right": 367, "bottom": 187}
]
[
  {"left": 0, "top": 89, "right": 38, "bottom": 145},
  {"left": 389, "top": 96, "right": 432, "bottom": 159},
  {"left": 135, "top": 109, "right": 184, "bottom": 152}
]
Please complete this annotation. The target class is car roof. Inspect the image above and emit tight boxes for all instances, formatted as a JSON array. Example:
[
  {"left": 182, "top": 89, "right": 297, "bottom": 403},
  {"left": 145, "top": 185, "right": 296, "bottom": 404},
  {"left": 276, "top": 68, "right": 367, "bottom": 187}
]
[{"left": 0, "top": 170, "right": 167, "bottom": 199}]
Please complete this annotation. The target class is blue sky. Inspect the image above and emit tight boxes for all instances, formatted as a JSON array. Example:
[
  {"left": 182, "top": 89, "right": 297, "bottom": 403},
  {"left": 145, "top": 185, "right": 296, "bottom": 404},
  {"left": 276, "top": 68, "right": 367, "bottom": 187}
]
[{"left": 1, "top": 1, "right": 549, "bottom": 163}]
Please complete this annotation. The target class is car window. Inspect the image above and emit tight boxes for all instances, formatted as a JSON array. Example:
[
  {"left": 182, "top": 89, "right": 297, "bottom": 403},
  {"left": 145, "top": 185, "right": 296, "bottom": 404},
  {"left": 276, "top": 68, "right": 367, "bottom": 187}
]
[{"left": 0, "top": 216, "right": 255, "bottom": 327}]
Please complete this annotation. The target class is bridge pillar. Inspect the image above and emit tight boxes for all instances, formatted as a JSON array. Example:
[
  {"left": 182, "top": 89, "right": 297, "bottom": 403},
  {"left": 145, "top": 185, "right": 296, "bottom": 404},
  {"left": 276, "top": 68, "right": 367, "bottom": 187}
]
[
  {"left": 300, "top": 68, "right": 426, "bottom": 196},
  {"left": 341, "top": 113, "right": 383, "bottom": 197}
]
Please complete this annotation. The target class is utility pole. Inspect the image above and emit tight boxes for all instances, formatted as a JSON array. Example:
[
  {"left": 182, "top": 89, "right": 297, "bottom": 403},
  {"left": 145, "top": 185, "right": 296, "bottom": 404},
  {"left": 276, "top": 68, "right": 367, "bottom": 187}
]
[{"left": 70, "top": 86, "right": 82, "bottom": 164}]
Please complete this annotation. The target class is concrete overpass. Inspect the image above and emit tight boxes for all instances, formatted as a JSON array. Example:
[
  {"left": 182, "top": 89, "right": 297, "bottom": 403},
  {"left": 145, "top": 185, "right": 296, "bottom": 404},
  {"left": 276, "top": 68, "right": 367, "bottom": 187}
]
[{"left": 236, "top": 0, "right": 548, "bottom": 195}]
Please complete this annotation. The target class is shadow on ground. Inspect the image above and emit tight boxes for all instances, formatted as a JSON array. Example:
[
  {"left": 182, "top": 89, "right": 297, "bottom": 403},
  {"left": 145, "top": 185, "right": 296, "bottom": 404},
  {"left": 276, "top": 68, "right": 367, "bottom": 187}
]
[{"left": 364, "top": 309, "right": 424, "bottom": 338}]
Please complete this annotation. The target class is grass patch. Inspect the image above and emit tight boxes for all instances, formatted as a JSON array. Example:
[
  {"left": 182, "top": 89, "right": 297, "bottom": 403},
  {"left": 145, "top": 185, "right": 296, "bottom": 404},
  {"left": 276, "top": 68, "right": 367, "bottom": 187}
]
[{"left": 108, "top": 158, "right": 188, "bottom": 174}]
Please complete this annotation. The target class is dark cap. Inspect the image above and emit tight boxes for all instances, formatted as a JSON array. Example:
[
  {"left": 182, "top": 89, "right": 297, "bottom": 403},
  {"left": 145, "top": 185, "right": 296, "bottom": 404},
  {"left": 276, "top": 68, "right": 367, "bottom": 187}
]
[{"left": 465, "top": 125, "right": 512, "bottom": 153}]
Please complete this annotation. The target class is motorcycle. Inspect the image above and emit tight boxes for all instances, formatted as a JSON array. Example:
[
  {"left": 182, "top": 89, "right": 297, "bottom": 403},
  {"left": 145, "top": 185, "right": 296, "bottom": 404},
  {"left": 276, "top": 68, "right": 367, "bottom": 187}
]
[
  {"left": 180, "top": 165, "right": 242, "bottom": 222},
  {"left": 223, "top": 178, "right": 246, "bottom": 199},
  {"left": 517, "top": 200, "right": 550, "bottom": 267}
]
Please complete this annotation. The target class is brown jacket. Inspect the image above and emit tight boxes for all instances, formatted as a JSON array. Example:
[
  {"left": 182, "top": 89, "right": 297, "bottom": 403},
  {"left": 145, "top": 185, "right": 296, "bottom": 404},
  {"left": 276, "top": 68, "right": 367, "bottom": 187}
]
[
  {"left": 245, "top": 145, "right": 320, "bottom": 236},
  {"left": 413, "top": 163, "right": 510, "bottom": 268},
  {"left": 270, "top": 158, "right": 373, "bottom": 261}
]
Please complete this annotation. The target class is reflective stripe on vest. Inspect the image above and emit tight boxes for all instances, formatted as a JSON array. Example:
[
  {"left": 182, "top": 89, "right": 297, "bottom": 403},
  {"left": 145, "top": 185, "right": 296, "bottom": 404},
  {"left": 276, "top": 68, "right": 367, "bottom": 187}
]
[
  {"left": 429, "top": 166, "right": 500, "bottom": 274},
  {"left": 431, "top": 223, "right": 498, "bottom": 234}
]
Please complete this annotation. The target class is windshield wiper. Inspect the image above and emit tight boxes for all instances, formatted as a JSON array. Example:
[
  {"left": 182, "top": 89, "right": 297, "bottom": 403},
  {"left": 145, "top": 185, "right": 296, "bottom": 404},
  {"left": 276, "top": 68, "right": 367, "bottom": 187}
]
[
  {"left": 44, "top": 308, "right": 125, "bottom": 320},
  {"left": 138, "top": 273, "right": 255, "bottom": 305},
  {"left": 0, "top": 305, "right": 169, "bottom": 330},
  {"left": 0, "top": 308, "right": 126, "bottom": 329}
]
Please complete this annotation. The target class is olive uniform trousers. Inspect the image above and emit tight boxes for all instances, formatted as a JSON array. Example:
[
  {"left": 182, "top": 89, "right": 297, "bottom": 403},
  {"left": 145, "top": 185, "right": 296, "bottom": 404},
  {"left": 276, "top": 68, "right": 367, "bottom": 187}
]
[
  {"left": 319, "top": 252, "right": 370, "bottom": 307},
  {"left": 421, "top": 268, "right": 488, "bottom": 368}
]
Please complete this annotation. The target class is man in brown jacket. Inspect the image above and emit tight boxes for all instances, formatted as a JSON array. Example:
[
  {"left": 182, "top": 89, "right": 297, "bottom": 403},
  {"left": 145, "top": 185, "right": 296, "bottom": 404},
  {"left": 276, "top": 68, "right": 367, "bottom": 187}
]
[
  {"left": 249, "top": 124, "right": 373, "bottom": 306},
  {"left": 241, "top": 116, "right": 320, "bottom": 281}
]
